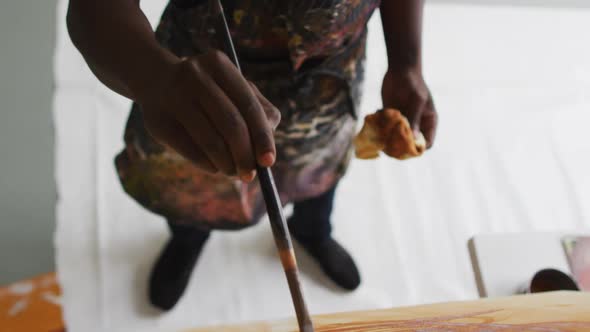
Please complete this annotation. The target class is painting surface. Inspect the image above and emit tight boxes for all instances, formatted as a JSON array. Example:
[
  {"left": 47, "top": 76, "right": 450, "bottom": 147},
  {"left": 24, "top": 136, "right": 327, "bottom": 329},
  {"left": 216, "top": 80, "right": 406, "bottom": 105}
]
[{"left": 187, "top": 292, "right": 590, "bottom": 332}]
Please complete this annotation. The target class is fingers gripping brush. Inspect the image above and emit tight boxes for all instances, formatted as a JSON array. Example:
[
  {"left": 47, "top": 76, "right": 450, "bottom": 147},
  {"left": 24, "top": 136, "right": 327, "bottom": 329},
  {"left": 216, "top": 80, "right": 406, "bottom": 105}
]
[{"left": 209, "top": 1, "right": 314, "bottom": 331}]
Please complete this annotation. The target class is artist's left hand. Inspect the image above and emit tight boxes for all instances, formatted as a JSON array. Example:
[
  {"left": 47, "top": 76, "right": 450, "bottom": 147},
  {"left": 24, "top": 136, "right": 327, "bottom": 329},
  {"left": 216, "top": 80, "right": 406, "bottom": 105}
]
[{"left": 381, "top": 68, "right": 438, "bottom": 148}]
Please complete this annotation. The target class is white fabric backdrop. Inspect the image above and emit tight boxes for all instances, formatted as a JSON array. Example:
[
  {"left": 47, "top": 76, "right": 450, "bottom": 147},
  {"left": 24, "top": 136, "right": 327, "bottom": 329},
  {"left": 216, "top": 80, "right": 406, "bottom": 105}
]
[{"left": 54, "top": 2, "right": 590, "bottom": 331}]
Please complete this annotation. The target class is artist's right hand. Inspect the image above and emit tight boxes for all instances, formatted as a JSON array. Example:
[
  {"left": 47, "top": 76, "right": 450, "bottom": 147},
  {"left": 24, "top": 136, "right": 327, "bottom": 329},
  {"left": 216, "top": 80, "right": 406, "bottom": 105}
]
[{"left": 136, "top": 49, "right": 281, "bottom": 182}]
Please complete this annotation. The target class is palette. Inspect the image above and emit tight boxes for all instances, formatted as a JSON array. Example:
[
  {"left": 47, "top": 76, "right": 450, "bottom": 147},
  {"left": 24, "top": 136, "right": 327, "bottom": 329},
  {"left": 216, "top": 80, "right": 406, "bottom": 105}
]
[
  {"left": 563, "top": 236, "right": 590, "bottom": 291},
  {"left": 186, "top": 291, "right": 590, "bottom": 332}
]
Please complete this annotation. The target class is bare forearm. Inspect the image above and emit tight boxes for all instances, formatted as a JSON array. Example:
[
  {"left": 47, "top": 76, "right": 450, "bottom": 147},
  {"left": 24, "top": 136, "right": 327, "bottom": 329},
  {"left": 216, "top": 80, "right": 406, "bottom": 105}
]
[
  {"left": 380, "top": 0, "right": 424, "bottom": 72},
  {"left": 66, "top": 0, "right": 178, "bottom": 100}
]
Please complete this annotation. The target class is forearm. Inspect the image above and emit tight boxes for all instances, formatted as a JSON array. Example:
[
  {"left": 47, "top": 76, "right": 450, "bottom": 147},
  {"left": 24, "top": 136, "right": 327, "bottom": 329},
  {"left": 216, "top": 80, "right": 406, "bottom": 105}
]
[
  {"left": 66, "top": 0, "right": 178, "bottom": 100},
  {"left": 380, "top": 0, "right": 424, "bottom": 72}
]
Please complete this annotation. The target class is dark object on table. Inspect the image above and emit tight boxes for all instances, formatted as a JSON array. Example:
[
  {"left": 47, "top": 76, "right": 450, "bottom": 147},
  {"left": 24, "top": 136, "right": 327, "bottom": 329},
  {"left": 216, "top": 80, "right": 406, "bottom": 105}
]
[{"left": 520, "top": 268, "right": 580, "bottom": 294}]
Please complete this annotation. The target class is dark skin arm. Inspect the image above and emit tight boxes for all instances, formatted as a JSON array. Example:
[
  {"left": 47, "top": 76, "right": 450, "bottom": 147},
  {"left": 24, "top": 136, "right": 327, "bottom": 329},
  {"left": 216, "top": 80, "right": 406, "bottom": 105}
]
[
  {"left": 66, "top": 0, "right": 174, "bottom": 100},
  {"left": 380, "top": 0, "right": 438, "bottom": 148},
  {"left": 66, "top": 0, "right": 280, "bottom": 181}
]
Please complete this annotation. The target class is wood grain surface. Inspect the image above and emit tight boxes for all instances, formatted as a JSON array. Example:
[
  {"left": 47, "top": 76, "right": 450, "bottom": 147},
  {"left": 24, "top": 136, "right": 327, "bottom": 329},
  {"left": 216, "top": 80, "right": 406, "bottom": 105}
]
[{"left": 185, "top": 291, "right": 590, "bottom": 332}]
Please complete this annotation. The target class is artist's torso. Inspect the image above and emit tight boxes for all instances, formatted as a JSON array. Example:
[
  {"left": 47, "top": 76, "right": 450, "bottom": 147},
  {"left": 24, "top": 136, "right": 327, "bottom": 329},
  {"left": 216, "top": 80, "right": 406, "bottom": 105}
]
[{"left": 115, "top": 0, "right": 380, "bottom": 228}]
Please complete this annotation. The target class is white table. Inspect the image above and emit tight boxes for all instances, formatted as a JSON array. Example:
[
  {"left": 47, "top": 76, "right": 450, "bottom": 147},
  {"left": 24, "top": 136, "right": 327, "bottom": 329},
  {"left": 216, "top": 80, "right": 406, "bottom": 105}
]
[{"left": 468, "top": 232, "right": 588, "bottom": 297}]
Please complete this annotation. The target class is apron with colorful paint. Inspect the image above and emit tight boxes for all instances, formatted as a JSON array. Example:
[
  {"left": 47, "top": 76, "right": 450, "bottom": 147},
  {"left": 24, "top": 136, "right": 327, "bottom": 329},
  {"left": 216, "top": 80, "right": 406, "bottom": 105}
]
[{"left": 115, "top": 0, "right": 380, "bottom": 230}]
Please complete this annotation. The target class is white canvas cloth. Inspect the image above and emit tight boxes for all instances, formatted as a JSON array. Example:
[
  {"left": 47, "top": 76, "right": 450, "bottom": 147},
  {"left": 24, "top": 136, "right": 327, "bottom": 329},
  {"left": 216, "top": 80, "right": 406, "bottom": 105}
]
[{"left": 54, "top": 2, "right": 590, "bottom": 331}]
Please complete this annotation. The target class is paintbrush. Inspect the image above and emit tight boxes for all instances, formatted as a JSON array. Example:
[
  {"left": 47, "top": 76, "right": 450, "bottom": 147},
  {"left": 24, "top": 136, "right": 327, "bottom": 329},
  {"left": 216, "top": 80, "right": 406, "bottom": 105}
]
[{"left": 209, "top": 1, "right": 314, "bottom": 331}]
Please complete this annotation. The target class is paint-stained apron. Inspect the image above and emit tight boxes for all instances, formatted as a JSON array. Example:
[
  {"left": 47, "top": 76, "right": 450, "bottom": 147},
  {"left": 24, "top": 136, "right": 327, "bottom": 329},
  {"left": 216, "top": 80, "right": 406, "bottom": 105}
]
[{"left": 115, "top": 0, "right": 380, "bottom": 230}]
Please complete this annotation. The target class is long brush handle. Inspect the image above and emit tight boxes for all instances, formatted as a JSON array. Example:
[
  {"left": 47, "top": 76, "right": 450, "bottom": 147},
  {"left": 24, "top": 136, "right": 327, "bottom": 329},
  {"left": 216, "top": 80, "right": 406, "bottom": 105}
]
[
  {"left": 209, "top": 1, "right": 314, "bottom": 331},
  {"left": 257, "top": 168, "right": 314, "bottom": 332}
]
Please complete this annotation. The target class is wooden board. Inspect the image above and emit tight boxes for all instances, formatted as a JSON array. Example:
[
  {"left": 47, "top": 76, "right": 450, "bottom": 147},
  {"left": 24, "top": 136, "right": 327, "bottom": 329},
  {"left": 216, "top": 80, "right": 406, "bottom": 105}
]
[{"left": 185, "top": 292, "right": 590, "bottom": 332}]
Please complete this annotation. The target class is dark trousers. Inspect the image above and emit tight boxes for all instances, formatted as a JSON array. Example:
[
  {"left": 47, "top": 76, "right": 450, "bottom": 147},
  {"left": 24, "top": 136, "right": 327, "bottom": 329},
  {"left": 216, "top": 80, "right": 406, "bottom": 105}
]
[{"left": 168, "top": 185, "right": 337, "bottom": 244}]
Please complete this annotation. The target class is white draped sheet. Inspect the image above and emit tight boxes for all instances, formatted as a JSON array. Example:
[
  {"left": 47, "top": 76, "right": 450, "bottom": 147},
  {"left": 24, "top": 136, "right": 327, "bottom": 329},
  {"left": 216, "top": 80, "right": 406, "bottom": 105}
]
[{"left": 54, "top": 2, "right": 590, "bottom": 331}]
